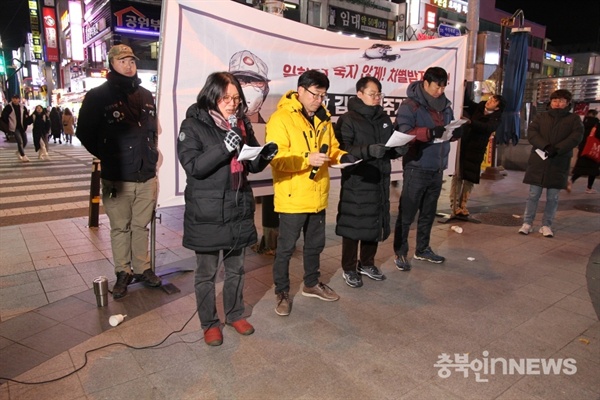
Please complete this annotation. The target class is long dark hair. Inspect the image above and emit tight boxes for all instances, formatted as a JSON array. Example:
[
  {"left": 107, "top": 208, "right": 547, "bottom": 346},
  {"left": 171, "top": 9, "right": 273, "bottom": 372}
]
[{"left": 196, "top": 72, "right": 248, "bottom": 118}]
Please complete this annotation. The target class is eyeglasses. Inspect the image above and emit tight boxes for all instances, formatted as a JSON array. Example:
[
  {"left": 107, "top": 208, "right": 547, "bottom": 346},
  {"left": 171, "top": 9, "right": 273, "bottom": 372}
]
[
  {"left": 220, "top": 95, "right": 242, "bottom": 105},
  {"left": 304, "top": 87, "right": 328, "bottom": 100},
  {"left": 363, "top": 92, "right": 384, "bottom": 99}
]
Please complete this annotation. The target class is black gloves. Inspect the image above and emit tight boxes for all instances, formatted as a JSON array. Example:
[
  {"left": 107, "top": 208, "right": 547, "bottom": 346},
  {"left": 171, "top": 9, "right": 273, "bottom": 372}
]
[
  {"left": 340, "top": 154, "right": 359, "bottom": 164},
  {"left": 451, "top": 127, "right": 463, "bottom": 140},
  {"left": 260, "top": 142, "right": 278, "bottom": 160},
  {"left": 394, "top": 145, "right": 409, "bottom": 157},
  {"left": 224, "top": 128, "right": 242, "bottom": 153},
  {"left": 429, "top": 126, "right": 445, "bottom": 140},
  {"left": 368, "top": 143, "right": 387, "bottom": 159},
  {"left": 544, "top": 145, "right": 558, "bottom": 158}
]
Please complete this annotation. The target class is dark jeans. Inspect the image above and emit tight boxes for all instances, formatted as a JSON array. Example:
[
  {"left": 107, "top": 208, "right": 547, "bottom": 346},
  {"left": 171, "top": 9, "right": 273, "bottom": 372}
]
[
  {"left": 13, "top": 130, "right": 27, "bottom": 156},
  {"left": 341, "top": 237, "right": 378, "bottom": 272},
  {"left": 393, "top": 168, "right": 443, "bottom": 256},
  {"left": 273, "top": 211, "right": 326, "bottom": 293},
  {"left": 194, "top": 248, "right": 245, "bottom": 330}
]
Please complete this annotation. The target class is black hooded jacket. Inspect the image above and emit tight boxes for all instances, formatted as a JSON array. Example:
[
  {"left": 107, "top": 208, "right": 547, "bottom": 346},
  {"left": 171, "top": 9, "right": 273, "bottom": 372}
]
[
  {"left": 77, "top": 72, "right": 158, "bottom": 182},
  {"left": 334, "top": 96, "right": 396, "bottom": 242}
]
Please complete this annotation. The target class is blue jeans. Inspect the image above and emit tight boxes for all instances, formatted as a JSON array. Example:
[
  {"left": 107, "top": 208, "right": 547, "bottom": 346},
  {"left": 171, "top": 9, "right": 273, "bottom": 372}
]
[
  {"left": 273, "top": 212, "right": 326, "bottom": 293},
  {"left": 393, "top": 168, "right": 443, "bottom": 256},
  {"left": 194, "top": 248, "right": 246, "bottom": 330},
  {"left": 523, "top": 185, "right": 560, "bottom": 227}
]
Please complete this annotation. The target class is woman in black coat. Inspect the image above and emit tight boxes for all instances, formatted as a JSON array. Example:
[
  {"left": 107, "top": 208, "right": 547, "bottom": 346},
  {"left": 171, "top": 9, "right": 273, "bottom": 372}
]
[
  {"left": 451, "top": 94, "right": 504, "bottom": 216},
  {"left": 334, "top": 76, "right": 406, "bottom": 288},
  {"left": 31, "top": 105, "right": 51, "bottom": 160},
  {"left": 49, "top": 107, "right": 62, "bottom": 143},
  {"left": 177, "top": 72, "right": 277, "bottom": 346},
  {"left": 568, "top": 110, "right": 599, "bottom": 193}
]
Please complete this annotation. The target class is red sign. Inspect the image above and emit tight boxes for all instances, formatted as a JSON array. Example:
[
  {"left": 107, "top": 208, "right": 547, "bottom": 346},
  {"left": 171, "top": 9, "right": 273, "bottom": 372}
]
[{"left": 43, "top": 7, "right": 59, "bottom": 62}]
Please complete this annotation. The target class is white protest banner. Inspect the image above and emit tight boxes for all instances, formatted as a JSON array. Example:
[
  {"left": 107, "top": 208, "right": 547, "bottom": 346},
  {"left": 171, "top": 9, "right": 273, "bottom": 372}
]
[{"left": 156, "top": 0, "right": 467, "bottom": 207}]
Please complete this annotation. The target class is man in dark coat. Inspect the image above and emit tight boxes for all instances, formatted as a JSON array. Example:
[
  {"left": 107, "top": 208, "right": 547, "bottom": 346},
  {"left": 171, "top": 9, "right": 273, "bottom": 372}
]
[
  {"left": 77, "top": 44, "right": 162, "bottom": 299},
  {"left": 334, "top": 76, "right": 407, "bottom": 288},
  {"left": 518, "top": 89, "right": 583, "bottom": 237},
  {"left": 450, "top": 94, "right": 504, "bottom": 216}
]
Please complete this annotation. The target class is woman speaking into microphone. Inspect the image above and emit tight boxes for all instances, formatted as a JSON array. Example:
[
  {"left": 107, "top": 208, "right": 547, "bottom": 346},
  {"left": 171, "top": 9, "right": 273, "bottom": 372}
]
[{"left": 177, "top": 71, "right": 277, "bottom": 346}]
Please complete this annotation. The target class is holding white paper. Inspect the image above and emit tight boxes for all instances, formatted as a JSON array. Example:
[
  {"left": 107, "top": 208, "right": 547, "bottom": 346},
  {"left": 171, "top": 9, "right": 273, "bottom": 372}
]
[
  {"left": 237, "top": 141, "right": 276, "bottom": 161},
  {"left": 433, "top": 119, "right": 468, "bottom": 143},
  {"left": 385, "top": 130, "right": 416, "bottom": 147}
]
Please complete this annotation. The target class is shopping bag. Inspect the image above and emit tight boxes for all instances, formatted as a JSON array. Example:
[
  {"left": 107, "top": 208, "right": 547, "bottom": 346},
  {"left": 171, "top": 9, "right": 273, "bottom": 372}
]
[{"left": 580, "top": 126, "right": 600, "bottom": 163}]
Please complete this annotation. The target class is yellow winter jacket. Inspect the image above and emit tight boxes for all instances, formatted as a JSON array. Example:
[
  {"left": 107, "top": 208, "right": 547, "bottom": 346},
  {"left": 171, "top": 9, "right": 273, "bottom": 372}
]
[{"left": 266, "top": 90, "right": 346, "bottom": 214}]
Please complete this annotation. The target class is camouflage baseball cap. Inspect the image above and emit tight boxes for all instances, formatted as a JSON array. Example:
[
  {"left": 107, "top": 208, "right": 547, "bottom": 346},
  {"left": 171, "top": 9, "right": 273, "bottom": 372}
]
[
  {"left": 108, "top": 44, "right": 139, "bottom": 62},
  {"left": 229, "top": 50, "right": 269, "bottom": 82}
]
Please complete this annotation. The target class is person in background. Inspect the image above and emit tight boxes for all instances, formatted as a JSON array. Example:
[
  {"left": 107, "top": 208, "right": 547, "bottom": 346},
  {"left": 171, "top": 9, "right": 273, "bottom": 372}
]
[
  {"left": 49, "top": 107, "right": 62, "bottom": 144},
  {"left": 1, "top": 94, "right": 30, "bottom": 161},
  {"left": 518, "top": 89, "right": 583, "bottom": 237},
  {"left": 392, "top": 67, "right": 462, "bottom": 272},
  {"left": 177, "top": 72, "right": 277, "bottom": 346},
  {"left": 31, "top": 105, "right": 51, "bottom": 160},
  {"left": 62, "top": 108, "right": 75, "bottom": 144},
  {"left": 266, "top": 69, "right": 356, "bottom": 316},
  {"left": 77, "top": 44, "right": 162, "bottom": 299},
  {"left": 334, "top": 76, "right": 407, "bottom": 288},
  {"left": 450, "top": 93, "right": 505, "bottom": 216},
  {"left": 568, "top": 109, "right": 599, "bottom": 194}
]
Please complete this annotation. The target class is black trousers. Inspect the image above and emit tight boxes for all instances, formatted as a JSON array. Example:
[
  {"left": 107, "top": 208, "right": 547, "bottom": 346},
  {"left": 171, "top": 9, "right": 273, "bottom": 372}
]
[
  {"left": 341, "top": 237, "right": 378, "bottom": 272},
  {"left": 393, "top": 168, "right": 443, "bottom": 256}
]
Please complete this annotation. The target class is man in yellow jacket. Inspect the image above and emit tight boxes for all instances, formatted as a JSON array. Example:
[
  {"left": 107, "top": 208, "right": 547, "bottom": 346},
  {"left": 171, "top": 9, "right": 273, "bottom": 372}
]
[{"left": 266, "top": 69, "right": 357, "bottom": 316}]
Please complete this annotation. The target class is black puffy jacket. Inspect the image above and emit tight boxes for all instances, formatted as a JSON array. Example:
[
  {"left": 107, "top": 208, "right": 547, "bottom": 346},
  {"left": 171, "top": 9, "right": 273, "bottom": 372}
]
[
  {"left": 177, "top": 105, "right": 270, "bottom": 252},
  {"left": 77, "top": 72, "right": 158, "bottom": 182},
  {"left": 334, "top": 97, "right": 396, "bottom": 242},
  {"left": 459, "top": 100, "right": 502, "bottom": 184}
]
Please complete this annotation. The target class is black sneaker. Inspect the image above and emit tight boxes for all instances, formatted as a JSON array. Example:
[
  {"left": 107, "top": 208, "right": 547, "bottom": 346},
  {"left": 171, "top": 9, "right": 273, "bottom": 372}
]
[
  {"left": 342, "top": 271, "right": 363, "bottom": 288},
  {"left": 112, "top": 271, "right": 133, "bottom": 299},
  {"left": 394, "top": 255, "right": 412, "bottom": 271},
  {"left": 137, "top": 269, "right": 162, "bottom": 287},
  {"left": 357, "top": 263, "right": 386, "bottom": 281},
  {"left": 413, "top": 247, "right": 445, "bottom": 264}
]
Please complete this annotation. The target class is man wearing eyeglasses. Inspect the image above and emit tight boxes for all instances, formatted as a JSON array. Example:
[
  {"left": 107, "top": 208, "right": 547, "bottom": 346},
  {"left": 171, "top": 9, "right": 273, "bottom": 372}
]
[
  {"left": 77, "top": 44, "right": 162, "bottom": 299},
  {"left": 266, "top": 69, "right": 357, "bottom": 316},
  {"left": 334, "top": 76, "right": 408, "bottom": 289}
]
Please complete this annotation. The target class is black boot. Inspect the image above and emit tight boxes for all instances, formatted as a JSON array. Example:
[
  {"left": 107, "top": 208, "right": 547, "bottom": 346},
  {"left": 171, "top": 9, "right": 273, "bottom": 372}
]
[
  {"left": 137, "top": 269, "right": 162, "bottom": 287},
  {"left": 112, "top": 271, "right": 133, "bottom": 299}
]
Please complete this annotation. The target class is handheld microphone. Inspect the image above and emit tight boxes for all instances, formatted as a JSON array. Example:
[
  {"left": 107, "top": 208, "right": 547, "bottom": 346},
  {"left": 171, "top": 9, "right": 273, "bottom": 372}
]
[
  {"left": 227, "top": 114, "right": 242, "bottom": 151},
  {"left": 309, "top": 144, "right": 329, "bottom": 180}
]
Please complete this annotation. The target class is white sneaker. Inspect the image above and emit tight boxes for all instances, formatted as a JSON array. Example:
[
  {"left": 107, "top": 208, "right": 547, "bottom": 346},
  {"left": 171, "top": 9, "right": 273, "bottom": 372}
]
[
  {"left": 539, "top": 226, "right": 554, "bottom": 237},
  {"left": 518, "top": 223, "right": 532, "bottom": 235}
]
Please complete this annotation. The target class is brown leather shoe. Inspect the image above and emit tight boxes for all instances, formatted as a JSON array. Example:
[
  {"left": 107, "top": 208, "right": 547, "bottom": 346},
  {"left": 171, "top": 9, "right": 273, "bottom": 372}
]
[
  {"left": 275, "top": 291, "right": 291, "bottom": 316},
  {"left": 137, "top": 269, "right": 162, "bottom": 287},
  {"left": 301, "top": 282, "right": 340, "bottom": 301}
]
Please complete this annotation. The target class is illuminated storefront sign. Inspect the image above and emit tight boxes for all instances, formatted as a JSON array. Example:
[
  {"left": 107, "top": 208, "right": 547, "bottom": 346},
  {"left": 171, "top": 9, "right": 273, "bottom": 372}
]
[
  {"left": 42, "top": 7, "right": 59, "bottom": 62},
  {"left": 431, "top": 0, "right": 468, "bottom": 14},
  {"left": 112, "top": 1, "right": 161, "bottom": 37},
  {"left": 328, "top": 6, "right": 394, "bottom": 40},
  {"left": 69, "top": 1, "right": 85, "bottom": 61},
  {"left": 28, "top": 0, "right": 43, "bottom": 60},
  {"left": 544, "top": 52, "right": 572, "bottom": 65}
]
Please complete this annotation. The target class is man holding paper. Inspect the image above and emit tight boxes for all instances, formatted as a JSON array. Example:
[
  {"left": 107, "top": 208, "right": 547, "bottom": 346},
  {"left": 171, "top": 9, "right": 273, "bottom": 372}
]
[
  {"left": 334, "top": 76, "right": 407, "bottom": 288},
  {"left": 392, "top": 67, "right": 462, "bottom": 271}
]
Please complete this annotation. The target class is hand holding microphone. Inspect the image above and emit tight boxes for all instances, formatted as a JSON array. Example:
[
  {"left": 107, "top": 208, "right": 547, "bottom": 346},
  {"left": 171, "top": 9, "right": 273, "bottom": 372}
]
[
  {"left": 224, "top": 114, "right": 242, "bottom": 153},
  {"left": 309, "top": 144, "right": 329, "bottom": 179}
]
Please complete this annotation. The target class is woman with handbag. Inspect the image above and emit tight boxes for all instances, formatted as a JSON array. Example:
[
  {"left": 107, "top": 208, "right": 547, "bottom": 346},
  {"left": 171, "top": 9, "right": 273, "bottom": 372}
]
[{"left": 568, "top": 109, "right": 600, "bottom": 194}]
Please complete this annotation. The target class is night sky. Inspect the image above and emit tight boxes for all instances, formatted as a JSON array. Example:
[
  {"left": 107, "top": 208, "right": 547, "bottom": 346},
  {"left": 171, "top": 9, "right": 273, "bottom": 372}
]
[
  {"left": 1, "top": 0, "right": 599, "bottom": 54},
  {"left": 494, "top": 0, "right": 600, "bottom": 47}
]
